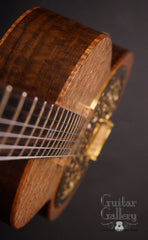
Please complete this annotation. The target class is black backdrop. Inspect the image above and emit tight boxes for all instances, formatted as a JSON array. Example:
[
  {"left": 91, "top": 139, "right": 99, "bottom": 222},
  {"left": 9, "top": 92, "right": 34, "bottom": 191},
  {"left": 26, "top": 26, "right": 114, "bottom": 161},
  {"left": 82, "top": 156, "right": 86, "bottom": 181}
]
[{"left": 0, "top": 0, "right": 147, "bottom": 239}]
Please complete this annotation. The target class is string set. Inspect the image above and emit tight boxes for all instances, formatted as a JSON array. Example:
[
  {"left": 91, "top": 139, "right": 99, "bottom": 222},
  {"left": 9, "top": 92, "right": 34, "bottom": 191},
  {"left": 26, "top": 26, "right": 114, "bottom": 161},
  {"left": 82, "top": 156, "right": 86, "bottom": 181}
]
[{"left": 0, "top": 86, "right": 86, "bottom": 161}]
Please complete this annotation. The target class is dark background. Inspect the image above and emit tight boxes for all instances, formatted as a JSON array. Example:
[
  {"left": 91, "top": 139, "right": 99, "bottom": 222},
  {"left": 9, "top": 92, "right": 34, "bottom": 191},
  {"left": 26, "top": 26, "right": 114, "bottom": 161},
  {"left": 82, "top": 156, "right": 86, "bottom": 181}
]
[{"left": 0, "top": 0, "right": 147, "bottom": 239}]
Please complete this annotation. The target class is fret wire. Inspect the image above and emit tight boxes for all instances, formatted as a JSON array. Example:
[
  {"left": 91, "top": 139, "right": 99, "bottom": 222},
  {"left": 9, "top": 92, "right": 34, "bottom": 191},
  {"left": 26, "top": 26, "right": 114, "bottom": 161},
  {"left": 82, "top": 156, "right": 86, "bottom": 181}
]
[
  {"left": 3, "top": 88, "right": 82, "bottom": 127},
  {"left": 74, "top": 116, "right": 85, "bottom": 153},
  {"left": 29, "top": 104, "right": 54, "bottom": 156},
  {"left": 63, "top": 115, "right": 83, "bottom": 155},
  {"left": 72, "top": 116, "right": 84, "bottom": 145},
  {"left": 39, "top": 106, "right": 60, "bottom": 156},
  {"left": 0, "top": 86, "right": 85, "bottom": 160},
  {"left": 1, "top": 92, "right": 27, "bottom": 145},
  {"left": 0, "top": 85, "right": 84, "bottom": 138},
  {"left": 50, "top": 109, "right": 70, "bottom": 156},
  {"left": 9, "top": 97, "right": 38, "bottom": 156},
  {"left": 32, "top": 107, "right": 65, "bottom": 158},
  {"left": 43, "top": 107, "right": 65, "bottom": 157},
  {"left": 57, "top": 110, "right": 76, "bottom": 154},
  {"left": 0, "top": 85, "right": 12, "bottom": 117},
  {"left": 0, "top": 117, "right": 85, "bottom": 158},
  {"left": 75, "top": 116, "right": 85, "bottom": 141},
  {"left": 68, "top": 115, "right": 82, "bottom": 143},
  {"left": 67, "top": 115, "right": 82, "bottom": 154},
  {"left": 55, "top": 112, "right": 77, "bottom": 156},
  {"left": 21, "top": 101, "right": 47, "bottom": 156},
  {"left": 0, "top": 117, "right": 84, "bottom": 144},
  {"left": 7, "top": 103, "right": 73, "bottom": 126}
]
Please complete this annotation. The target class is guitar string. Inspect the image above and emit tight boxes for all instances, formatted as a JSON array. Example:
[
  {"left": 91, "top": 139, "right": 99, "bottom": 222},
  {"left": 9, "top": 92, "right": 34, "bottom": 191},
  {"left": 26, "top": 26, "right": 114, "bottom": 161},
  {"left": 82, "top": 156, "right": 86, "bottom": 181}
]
[
  {"left": 40, "top": 106, "right": 63, "bottom": 157},
  {"left": 0, "top": 133, "right": 86, "bottom": 159},
  {"left": 45, "top": 107, "right": 70, "bottom": 157},
  {"left": 0, "top": 153, "right": 86, "bottom": 161},
  {"left": 56, "top": 113, "right": 82, "bottom": 156},
  {"left": 0, "top": 144, "right": 84, "bottom": 151},
  {"left": 0, "top": 131, "right": 80, "bottom": 143},
  {"left": 0, "top": 86, "right": 85, "bottom": 143},
  {"left": 0, "top": 117, "right": 83, "bottom": 137},
  {"left": 0, "top": 86, "right": 87, "bottom": 160},
  {"left": 0, "top": 115, "right": 86, "bottom": 154},
  {"left": 0, "top": 116, "right": 86, "bottom": 157},
  {"left": 0, "top": 135, "right": 86, "bottom": 158},
  {"left": 28, "top": 104, "right": 55, "bottom": 155},
  {"left": 0, "top": 120, "right": 86, "bottom": 158},
  {"left": 53, "top": 111, "right": 78, "bottom": 156}
]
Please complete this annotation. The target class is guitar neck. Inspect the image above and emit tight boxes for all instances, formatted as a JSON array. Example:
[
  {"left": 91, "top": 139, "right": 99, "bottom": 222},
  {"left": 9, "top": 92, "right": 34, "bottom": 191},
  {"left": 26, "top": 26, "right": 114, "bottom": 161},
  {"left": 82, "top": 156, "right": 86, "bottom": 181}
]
[{"left": 0, "top": 85, "right": 84, "bottom": 161}]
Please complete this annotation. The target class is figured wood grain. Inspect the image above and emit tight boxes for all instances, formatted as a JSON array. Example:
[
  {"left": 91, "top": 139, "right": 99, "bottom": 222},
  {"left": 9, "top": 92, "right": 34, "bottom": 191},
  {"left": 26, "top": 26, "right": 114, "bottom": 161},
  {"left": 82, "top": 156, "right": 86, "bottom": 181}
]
[
  {"left": 0, "top": 7, "right": 109, "bottom": 107},
  {"left": 0, "top": 7, "right": 112, "bottom": 228}
]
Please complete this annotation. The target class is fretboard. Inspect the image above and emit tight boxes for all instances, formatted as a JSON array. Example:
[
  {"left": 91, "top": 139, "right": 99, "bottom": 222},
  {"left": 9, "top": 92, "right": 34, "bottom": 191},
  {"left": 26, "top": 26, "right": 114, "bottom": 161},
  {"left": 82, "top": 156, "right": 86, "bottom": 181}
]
[{"left": 0, "top": 85, "right": 84, "bottom": 161}]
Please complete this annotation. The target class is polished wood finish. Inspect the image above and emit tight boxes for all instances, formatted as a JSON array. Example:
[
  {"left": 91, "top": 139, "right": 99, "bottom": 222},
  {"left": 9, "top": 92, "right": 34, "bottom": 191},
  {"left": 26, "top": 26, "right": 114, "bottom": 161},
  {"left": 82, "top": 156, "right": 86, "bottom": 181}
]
[
  {"left": 0, "top": 7, "right": 110, "bottom": 111},
  {"left": 0, "top": 7, "right": 133, "bottom": 228}
]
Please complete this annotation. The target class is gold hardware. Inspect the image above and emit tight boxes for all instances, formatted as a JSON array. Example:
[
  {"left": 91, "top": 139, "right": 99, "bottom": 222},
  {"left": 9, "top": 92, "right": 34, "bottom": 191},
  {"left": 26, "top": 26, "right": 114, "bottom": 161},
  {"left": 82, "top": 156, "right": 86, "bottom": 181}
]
[{"left": 86, "top": 119, "right": 114, "bottom": 161}]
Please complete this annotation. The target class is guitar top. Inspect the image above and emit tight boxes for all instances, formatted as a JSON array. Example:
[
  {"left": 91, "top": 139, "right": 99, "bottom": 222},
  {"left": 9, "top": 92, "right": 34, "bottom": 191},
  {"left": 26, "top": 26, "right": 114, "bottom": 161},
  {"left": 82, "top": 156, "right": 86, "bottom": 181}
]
[{"left": 0, "top": 7, "right": 133, "bottom": 228}]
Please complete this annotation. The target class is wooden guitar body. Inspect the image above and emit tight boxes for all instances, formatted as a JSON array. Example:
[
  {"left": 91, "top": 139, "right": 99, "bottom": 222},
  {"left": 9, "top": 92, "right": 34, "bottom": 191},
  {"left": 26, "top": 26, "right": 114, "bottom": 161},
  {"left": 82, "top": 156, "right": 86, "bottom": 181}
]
[{"left": 0, "top": 7, "right": 133, "bottom": 228}]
